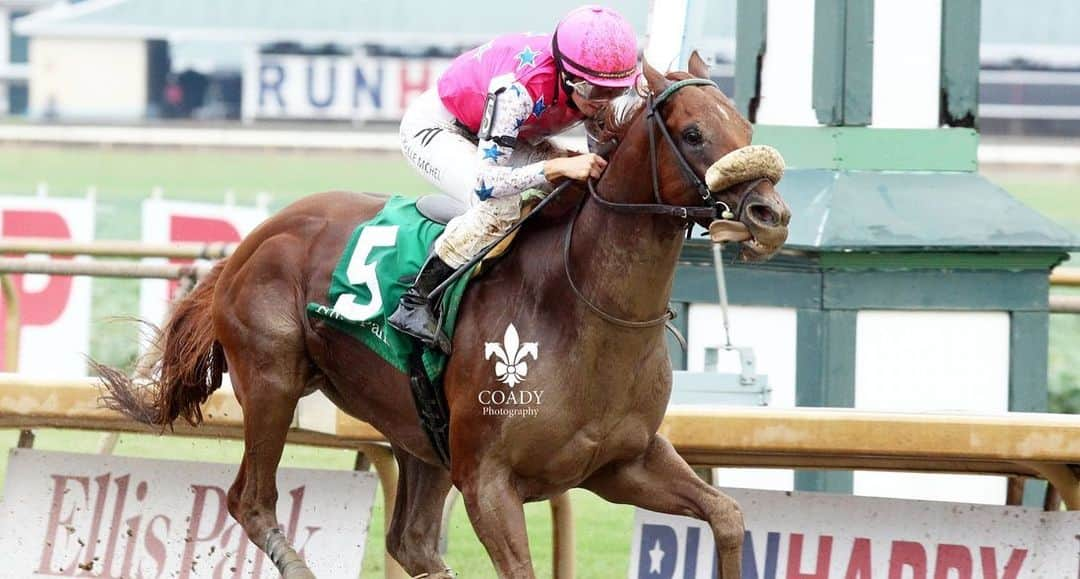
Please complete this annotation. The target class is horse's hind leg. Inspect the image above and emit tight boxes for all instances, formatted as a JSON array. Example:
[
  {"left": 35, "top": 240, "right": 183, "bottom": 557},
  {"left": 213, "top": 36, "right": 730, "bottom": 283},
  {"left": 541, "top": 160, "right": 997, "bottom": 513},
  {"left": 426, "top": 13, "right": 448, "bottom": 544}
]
[
  {"left": 217, "top": 277, "right": 318, "bottom": 577},
  {"left": 386, "top": 450, "right": 454, "bottom": 577},
  {"left": 224, "top": 344, "right": 317, "bottom": 578}
]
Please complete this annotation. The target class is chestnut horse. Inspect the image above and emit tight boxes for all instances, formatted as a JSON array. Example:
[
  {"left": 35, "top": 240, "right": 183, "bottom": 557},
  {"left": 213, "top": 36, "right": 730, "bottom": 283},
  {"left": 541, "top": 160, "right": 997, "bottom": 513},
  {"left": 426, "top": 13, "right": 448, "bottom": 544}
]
[{"left": 98, "top": 55, "right": 790, "bottom": 578}]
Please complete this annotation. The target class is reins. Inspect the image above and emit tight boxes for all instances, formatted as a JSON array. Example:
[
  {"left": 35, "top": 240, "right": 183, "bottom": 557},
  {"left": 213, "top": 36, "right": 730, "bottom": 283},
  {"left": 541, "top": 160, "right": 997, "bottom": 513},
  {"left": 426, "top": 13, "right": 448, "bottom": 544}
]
[
  {"left": 562, "top": 199, "right": 675, "bottom": 328},
  {"left": 430, "top": 77, "right": 759, "bottom": 332},
  {"left": 563, "top": 77, "right": 756, "bottom": 329}
]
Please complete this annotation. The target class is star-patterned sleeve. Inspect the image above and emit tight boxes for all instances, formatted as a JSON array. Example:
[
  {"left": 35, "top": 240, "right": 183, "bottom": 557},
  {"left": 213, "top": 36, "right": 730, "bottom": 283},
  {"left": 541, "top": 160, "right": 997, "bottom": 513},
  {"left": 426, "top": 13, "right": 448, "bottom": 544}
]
[{"left": 472, "top": 82, "right": 549, "bottom": 201}]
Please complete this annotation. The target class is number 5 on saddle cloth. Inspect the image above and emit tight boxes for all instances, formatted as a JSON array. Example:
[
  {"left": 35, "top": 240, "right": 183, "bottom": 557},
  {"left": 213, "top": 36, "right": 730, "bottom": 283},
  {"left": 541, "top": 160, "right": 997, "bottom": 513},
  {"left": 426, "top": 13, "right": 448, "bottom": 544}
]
[{"left": 306, "top": 187, "right": 566, "bottom": 466}]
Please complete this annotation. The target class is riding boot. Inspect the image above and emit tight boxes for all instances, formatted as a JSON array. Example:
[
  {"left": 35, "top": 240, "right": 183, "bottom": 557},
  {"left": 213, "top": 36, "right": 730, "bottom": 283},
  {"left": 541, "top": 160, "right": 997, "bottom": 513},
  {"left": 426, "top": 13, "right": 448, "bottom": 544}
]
[{"left": 387, "top": 252, "right": 456, "bottom": 353}]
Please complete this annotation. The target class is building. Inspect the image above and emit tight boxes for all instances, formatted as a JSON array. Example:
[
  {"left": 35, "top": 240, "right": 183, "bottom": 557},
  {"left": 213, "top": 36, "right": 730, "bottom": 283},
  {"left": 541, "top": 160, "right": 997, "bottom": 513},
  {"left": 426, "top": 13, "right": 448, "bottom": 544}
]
[
  {"left": 981, "top": 0, "right": 1080, "bottom": 135},
  {"left": 10, "top": 0, "right": 651, "bottom": 122},
  {"left": 0, "top": 0, "right": 51, "bottom": 115},
  {"left": 9, "top": 0, "right": 1080, "bottom": 136}
]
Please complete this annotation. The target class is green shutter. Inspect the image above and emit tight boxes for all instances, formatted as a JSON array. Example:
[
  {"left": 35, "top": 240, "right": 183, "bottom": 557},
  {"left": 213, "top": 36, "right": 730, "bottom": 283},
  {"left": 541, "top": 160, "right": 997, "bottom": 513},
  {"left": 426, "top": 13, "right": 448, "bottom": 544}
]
[{"left": 734, "top": 0, "right": 767, "bottom": 121}]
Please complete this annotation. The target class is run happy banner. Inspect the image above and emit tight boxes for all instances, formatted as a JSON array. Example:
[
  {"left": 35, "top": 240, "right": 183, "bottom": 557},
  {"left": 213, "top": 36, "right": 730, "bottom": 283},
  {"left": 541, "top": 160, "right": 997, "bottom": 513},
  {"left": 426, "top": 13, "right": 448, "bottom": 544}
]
[
  {"left": 0, "top": 449, "right": 376, "bottom": 578},
  {"left": 629, "top": 488, "right": 1078, "bottom": 578},
  {"left": 243, "top": 52, "right": 452, "bottom": 121}
]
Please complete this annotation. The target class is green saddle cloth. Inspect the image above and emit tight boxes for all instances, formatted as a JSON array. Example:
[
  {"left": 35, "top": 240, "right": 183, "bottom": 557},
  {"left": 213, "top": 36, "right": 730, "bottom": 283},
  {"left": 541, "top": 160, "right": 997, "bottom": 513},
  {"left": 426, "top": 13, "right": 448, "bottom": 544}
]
[{"left": 306, "top": 195, "right": 472, "bottom": 381}]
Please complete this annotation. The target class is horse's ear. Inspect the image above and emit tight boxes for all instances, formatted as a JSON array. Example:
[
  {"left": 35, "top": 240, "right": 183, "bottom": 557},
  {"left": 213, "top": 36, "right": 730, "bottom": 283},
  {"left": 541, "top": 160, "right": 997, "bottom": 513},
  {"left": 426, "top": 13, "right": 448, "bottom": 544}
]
[
  {"left": 688, "top": 50, "right": 710, "bottom": 79},
  {"left": 642, "top": 60, "right": 668, "bottom": 95}
]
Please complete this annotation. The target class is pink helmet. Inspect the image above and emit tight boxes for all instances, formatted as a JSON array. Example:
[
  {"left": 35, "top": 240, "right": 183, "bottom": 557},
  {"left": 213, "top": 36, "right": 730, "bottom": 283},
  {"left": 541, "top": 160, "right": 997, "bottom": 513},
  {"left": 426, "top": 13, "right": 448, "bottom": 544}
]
[{"left": 553, "top": 5, "right": 639, "bottom": 88}]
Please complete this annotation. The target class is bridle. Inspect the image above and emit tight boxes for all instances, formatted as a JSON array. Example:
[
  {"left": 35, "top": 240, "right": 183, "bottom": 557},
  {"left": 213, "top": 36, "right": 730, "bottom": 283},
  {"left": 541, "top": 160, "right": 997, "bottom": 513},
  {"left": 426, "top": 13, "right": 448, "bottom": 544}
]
[
  {"left": 566, "top": 77, "right": 761, "bottom": 329},
  {"left": 584, "top": 78, "right": 753, "bottom": 221}
]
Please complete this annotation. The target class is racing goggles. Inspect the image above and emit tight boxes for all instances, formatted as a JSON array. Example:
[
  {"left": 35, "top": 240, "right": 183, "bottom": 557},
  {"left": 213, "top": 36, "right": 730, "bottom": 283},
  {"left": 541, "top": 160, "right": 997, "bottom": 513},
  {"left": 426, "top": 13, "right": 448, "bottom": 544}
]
[{"left": 565, "top": 75, "right": 631, "bottom": 101}]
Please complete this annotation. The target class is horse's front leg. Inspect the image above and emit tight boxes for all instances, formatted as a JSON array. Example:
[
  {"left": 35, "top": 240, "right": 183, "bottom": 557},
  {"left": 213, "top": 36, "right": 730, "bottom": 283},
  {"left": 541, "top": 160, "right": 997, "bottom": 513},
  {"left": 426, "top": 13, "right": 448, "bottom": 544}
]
[
  {"left": 582, "top": 435, "right": 744, "bottom": 579},
  {"left": 456, "top": 461, "right": 536, "bottom": 579}
]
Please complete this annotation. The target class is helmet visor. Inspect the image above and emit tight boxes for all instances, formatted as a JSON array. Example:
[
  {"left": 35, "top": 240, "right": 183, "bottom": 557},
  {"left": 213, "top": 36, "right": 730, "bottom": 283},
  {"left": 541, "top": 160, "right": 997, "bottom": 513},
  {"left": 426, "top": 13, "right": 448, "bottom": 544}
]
[{"left": 566, "top": 75, "right": 632, "bottom": 101}]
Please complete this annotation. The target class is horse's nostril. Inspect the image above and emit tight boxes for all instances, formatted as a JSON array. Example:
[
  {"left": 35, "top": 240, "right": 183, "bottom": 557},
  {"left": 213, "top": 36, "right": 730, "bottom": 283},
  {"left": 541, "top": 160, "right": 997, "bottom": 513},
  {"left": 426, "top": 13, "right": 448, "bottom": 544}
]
[{"left": 749, "top": 203, "right": 778, "bottom": 227}]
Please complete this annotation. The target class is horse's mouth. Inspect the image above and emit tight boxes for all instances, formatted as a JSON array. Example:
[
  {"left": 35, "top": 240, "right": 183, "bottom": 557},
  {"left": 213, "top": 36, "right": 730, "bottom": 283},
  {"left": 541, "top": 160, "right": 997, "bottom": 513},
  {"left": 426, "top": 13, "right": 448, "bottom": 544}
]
[
  {"left": 741, "top": 218, "right": 788, "bottom": 261},
  {"left": 738, "top": 235, "right": 784, "bottom": 262},
  {"left": 707, "top": 219, "right": 786, "bottom": 261},
  {"left": 743, "top": 236, "right": 770, "bottom": 254}
]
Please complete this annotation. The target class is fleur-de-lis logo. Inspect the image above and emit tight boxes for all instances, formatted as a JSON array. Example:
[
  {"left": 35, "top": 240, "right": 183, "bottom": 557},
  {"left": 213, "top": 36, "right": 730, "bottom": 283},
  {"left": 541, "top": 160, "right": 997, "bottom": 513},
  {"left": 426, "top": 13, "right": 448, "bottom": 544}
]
[{"left": 484, "top": 324, "right": 538, "bottom": 388}]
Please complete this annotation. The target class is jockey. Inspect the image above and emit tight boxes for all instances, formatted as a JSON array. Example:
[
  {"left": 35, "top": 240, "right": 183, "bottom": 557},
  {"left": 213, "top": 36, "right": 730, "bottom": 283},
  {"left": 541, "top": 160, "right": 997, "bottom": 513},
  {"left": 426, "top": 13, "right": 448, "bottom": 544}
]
[{"left": 390, "top": 5, "right": 640, "bottom": 349}]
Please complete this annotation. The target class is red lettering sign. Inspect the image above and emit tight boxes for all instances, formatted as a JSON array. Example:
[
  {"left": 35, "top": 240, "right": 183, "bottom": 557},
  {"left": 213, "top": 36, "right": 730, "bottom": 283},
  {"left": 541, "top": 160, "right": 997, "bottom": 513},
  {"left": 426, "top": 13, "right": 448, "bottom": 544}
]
[
  {"left": 844, "top": 537, "right": 873, "bottom": 579},
  {"left": 399, "top": 61, "right": 432, "bottom": 110},
  {"left": 144, "top": 514, "right": 171, "bottom": 577},
  {"left": 935, "top": 544, "right": 973, "bottom": 579},
  {"left": 98, "top": 475, "right": 132, "bottom": 576},
  {"left": 890, "top": 540, "right": 928, "bottom": 579},
  {"left": 36, "top": 474, "right": 89, "bottom": 574},
  {"left": 787, "top": 533, "right": 833, "bottom": 579},
  {"left": 166, "top": 215, "right": 241, "bottom": 299},
  {"left": 979, "top": 546, "right": 1027, "bottom": 579},
  {"left": 10, "top": 451, "right": 369, "bottom": 578},
  {"left": 32, "top": 474, "right": 325, "bottom": 578},
  {"left": 179, "top": 485, "right": 230, "bottom": 577},
  {"left": 0, "top": 210, "right": 74, "bottom": 370}
]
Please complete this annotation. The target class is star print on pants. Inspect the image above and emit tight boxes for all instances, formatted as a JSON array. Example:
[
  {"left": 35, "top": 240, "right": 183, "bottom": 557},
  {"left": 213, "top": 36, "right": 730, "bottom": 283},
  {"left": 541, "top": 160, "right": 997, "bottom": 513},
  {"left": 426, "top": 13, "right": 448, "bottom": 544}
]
[
  {"left": 482, "top": 144, "right": 503, "bottom": 161},
  {"left": 475, "top": 181, "right": 494, "bottom": 200}
]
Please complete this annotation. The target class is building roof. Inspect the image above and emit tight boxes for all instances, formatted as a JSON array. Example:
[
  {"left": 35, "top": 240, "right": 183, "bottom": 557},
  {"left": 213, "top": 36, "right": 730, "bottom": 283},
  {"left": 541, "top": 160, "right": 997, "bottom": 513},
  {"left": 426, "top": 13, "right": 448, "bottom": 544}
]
[
  {"left": 16, "top": 0, "right": 1080, "bottom": 67},
  {"left": 0, "top": 0, "right": 55, "bottom": 10},
  {"left": 781, "top": 170, "right": 1077, "bottom": 252},
  {"left": 14, "top": 0, "right": 651, "bottom": 46}
]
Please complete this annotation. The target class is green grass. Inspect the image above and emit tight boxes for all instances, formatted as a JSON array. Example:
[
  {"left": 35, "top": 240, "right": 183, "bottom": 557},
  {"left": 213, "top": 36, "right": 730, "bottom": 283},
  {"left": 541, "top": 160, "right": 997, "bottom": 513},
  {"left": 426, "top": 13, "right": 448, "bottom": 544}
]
[
  {"left": 0, "top": 144, "right": 428, "bottom": 205},
  {"left": 0, "top": 145, "right": 1078, "bottom": 576}
]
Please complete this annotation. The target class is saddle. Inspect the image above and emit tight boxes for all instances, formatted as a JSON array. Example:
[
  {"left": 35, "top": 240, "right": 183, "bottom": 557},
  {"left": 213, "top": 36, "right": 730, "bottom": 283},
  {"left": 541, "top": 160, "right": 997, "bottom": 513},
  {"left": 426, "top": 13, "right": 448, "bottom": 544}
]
[
  {"left": 408, "top": 193, "right": 542, "bottom": 465},
  {"left": 307, "top": 193, "right": 543, "bottom": 466},
  {"left": 415, "top": 194, "right": 466, "bottom": 225}
]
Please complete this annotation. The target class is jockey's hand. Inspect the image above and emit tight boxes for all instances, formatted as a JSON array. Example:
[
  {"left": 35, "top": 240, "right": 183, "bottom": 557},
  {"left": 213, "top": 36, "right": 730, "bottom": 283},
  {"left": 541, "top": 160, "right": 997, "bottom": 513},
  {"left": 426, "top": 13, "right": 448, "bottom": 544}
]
[{"left": 544, "top": 153, "right": 608, "bottom": 182}]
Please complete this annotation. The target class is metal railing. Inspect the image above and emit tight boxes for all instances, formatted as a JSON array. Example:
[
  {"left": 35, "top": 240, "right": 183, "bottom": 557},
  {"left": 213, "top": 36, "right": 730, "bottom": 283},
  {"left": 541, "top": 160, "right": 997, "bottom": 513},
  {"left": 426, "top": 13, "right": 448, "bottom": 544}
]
[{"left": 1050, "top": 267, "right": 1080, "bottom": 313}]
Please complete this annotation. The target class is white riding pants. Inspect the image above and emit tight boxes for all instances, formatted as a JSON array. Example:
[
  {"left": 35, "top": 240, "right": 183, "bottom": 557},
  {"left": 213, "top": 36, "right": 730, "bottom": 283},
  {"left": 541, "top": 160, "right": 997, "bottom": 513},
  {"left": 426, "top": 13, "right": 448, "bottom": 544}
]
[{"left": 399, "top": 89, "right": 558, "bottom": 268}]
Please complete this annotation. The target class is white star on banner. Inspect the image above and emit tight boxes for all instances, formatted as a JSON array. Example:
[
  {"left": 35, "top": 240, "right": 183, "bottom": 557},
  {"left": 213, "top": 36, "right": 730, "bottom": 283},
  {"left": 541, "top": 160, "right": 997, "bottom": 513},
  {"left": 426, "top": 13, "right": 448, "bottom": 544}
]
[{"left": 648, "top": 539, "right": 665, "bottom": 574}]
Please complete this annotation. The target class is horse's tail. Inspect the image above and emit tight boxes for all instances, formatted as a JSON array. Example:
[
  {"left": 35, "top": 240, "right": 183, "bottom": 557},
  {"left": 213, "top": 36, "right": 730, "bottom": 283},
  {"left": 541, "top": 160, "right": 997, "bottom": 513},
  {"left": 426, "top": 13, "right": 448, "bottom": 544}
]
[{"left": 95, "top": 261, "right": 227, "bottom": 429}]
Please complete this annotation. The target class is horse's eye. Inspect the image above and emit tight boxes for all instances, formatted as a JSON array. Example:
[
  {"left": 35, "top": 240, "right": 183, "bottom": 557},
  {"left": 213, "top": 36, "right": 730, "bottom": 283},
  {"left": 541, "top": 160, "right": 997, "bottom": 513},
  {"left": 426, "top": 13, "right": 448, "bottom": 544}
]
[{"left": 683, "top": 127, "right": 704, "bottom": 146}]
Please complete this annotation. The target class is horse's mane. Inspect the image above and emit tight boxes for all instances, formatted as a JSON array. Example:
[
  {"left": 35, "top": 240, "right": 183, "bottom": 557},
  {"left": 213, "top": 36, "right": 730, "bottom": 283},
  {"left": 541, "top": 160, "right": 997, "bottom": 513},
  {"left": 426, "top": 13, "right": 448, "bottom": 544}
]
[
  {"left": 586, "top": 89, "right": 647, "bottom": 151},
  {"left": 535, "top": 90, "right": 650, "bottom": 222},
  {"left": 590, "top": 72, "right": 746, "bottom": 144}
]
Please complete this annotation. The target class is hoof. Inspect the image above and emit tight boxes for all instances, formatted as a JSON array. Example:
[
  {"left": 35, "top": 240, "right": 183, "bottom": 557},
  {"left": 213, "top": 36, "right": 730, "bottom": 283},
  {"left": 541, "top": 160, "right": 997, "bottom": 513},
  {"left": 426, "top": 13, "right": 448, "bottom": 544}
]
[
  {"left": 413, "top": 569, "right": 457, "bottom": 579},
  {"left": 282, "top": 561, "right": 317, "bottom": 579},
  {"left": 265, "top": 527, "right": 316, "bottom": 578}
]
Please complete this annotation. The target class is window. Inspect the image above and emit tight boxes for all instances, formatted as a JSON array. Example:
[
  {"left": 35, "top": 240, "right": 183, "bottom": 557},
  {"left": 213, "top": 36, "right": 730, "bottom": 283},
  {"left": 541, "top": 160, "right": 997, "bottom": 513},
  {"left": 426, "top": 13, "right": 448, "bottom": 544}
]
[
  {"left": 10, "top": 11, "right": 28, "bottom": 64},
  {"left": 9, "top": 84, "right": 27, "bottom": 115}
]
